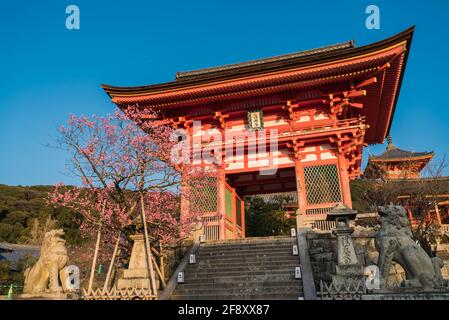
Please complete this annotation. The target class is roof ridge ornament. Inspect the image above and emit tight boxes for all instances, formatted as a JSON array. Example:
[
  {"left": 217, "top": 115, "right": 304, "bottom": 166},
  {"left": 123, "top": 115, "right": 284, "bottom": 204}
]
[{"left": 386, "top": 134, "right": 396, "bottom": 150}]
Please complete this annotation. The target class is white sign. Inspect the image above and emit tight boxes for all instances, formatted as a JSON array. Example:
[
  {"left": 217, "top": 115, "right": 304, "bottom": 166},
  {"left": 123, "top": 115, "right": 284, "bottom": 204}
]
[
  {"left": 292, "top": 245, "right": 298, "bottom": 256},
  {"left": 177, "top": 272, "right": 185, "bottom": 283},
  {"left": 199, "top": 235, "right": 206, "bottom": 243},
  {"left": 189, "top": 254, "right": 196, "bottom": 264},
  {"left": 295, "top": 266, "right": 302, "bottom": 279},
  {"left": 291, "top": 228, "right": 296, "bottom": 237},
  {"left": 63, "top": 265, "right": 80, "bottom": 290}
]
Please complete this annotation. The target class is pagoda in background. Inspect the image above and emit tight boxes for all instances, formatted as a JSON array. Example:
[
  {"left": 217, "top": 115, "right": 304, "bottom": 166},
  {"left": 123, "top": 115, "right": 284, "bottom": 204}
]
[
  {"left": 364, "top": 135, "right": 449, "bottom": 229},
  {"left": 364, "top": 135, "right": 434, "bottom": 180}
]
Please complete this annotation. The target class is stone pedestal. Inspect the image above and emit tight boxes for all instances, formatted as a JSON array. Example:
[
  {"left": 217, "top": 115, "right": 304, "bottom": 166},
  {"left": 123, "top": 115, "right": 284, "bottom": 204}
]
[
  {"left": 16, "top": 292, "right": 69, "bottom": 300},
  {"left": 117, "top": 234, "right": 153, "bottom": 290},
  {"left": 327, "top": 204, "right": 363, "bottom": 285},
  {"left": 332, "top": 226, "right": 364, "bottom": 285}
]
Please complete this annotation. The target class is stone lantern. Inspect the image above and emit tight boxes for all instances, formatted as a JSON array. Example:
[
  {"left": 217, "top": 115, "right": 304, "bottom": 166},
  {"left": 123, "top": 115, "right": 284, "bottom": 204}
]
[{"left": 326, "top": 203, "right": 363, "bottom": 285}]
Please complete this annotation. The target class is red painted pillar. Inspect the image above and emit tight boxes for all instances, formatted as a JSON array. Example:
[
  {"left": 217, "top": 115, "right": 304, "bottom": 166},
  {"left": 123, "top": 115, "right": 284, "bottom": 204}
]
[
  {"left": 294, "top": 158, "right": 307, "bottom": 228},
  {"left": 217, "top": 170, "right": 226, "bottom": 240},
  {"left": 231, "top": 187, "right": 237, "bottom": 239},
  {"left": 337, "top": 154, "right": 352, "bottom": 208},
  {"left": 241, "top": 198, "right": 246, "bottom": 239},
  {"left": 180, "top": 173, "right": 191, "bottom": 235}
]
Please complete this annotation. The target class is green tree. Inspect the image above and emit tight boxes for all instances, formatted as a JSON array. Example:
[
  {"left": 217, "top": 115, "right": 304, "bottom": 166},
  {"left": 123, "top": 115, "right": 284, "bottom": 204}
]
[{"left": 245, "top": 196, "right": 295, "bottom": 237}]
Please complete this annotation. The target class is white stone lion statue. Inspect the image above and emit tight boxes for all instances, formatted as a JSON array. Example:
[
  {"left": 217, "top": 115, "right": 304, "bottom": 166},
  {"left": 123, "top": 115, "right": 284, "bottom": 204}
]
[{"left": 23, "top": 229, "right": 70, "bottom": 295}]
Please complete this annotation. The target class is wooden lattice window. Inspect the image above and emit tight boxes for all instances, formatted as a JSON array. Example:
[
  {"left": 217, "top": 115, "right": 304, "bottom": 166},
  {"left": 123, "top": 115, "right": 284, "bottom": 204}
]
[
  {"left": 189, "top": 177, "right": 218, "bottom": 213},
  {"left": 303, "top": 164, "right": 342, "bottom": 205}
]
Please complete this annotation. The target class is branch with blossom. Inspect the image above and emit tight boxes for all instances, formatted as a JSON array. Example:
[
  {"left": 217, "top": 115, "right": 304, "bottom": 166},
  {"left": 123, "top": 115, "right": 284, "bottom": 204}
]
[{"left": 50, "top": 106, "right": 218, "bottom": 248}]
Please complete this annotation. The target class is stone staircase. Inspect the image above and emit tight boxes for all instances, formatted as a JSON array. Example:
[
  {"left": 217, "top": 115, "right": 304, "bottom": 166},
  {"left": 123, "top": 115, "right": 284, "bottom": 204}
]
[{"left": 171, "top": 236, "right": 303, "bottom": 300}]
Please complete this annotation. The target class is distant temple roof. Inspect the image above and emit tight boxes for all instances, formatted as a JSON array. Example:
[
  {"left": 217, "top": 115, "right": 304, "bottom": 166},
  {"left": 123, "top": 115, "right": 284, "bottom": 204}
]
[
  {"left": 364, "top": 135, "right": 434, "bottom": 180},
  {"left": 369, "top": 136, "right": 434, "bottom": 162}
]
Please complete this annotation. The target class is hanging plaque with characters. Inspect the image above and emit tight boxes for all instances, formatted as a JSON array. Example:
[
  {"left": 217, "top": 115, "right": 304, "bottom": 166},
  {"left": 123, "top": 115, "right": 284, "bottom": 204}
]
[{"left": 247, "top": 109, "right": 264, "bottom": 130}]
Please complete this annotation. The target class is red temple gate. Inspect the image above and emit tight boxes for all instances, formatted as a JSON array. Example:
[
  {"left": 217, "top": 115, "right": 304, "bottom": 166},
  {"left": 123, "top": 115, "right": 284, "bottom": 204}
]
[{"left": 102, "top": 28, "right": 414, "bottom": 240}]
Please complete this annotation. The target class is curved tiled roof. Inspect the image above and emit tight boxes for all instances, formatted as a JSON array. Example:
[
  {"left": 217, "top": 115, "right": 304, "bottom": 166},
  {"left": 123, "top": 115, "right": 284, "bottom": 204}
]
[
  {"left": 175, "top": 41, "right": 354, "bottom": 80},
  {"left": 369, "top": 145, "right": 434, "bottom": 161},
  {"left": 101, "top": 27, "right": 414, "bottom": 95}
]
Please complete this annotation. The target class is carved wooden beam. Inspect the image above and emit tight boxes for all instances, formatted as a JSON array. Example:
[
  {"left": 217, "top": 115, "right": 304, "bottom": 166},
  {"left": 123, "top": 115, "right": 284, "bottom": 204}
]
[
  {"left": 282, "top": 100, "right": 300, "bottom": 123},
  {"left": 286, "top": 138, "right": 305, "bottom": 160},
  {"left": 214, "top": 111, "right": 229, "bottom": 130}
]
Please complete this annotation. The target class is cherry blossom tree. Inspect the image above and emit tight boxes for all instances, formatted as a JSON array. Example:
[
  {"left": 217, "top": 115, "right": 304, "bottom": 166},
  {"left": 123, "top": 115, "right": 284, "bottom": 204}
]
[{"left": 48, "top": 106, "right": 218, "bottom": 294}]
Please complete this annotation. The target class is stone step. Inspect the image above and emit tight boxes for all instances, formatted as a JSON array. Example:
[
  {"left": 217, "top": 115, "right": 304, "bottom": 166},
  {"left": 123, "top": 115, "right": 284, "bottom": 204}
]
[
  {"left": 175, "top": 280, "right": 302, "bottom": 289},
  {"left": 180, "top": 273, "right": 299, "bottom": 283},
  {"left": 184, "top": 268, "right": 297, "bottom": 279},
  {"left": 188, "top": 261, "right": 300, "bottom": 271},
  {"left": 186, "top": 263, "right": 299, "bottom": 272},
  {"left": 171, "top": 293, "right": 302, "bottom": 300},
  {"left": 192, "top": 252, "right": 299, "bottom": 262},
  {"left": 200, "top": 241, "right": 296, "bottom": 252},
  {"left": 170, "top": 236, "right": 303, "bottom": 300},
  {"left": 202, "top": 236, "right": 294, "bottom": 245},
  {"left": 174, "top": 284, "right": 302, "bottom": 296},
  {"left": 196, "top": 251, "right": 297, "bottom": 258},
  {"left": 197, "top": 250, "right": 295, "bottom": 257}
]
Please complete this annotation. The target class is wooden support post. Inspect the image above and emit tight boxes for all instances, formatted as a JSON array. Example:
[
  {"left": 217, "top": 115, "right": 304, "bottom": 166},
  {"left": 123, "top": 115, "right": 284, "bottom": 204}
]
[
  {"left": 103, "top": 232, "right": 121, "bottom": 291},
  {"left": 151, "top": 255, "right": 167, "bottom": 288},
  {"left": 88, "top": 223, "right": 102, "bottom": 293},
  {"left": 140, "top": 193, "right": 158, "bottom": 296},
  {"left": 160, "top": 247, "right": 165, "bottom": 281}
]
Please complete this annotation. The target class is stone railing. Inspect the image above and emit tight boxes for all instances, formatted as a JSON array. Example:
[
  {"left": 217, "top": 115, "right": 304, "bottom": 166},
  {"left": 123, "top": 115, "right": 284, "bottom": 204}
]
[
  {"left": 311, "top": 220, "right": 336, "bottom": 232},
  {"left": 318, "top": 280, "right": 366, "bottom": 300},
  {"left": 82, "top": 287, "right": 157, "bottom": 300}
]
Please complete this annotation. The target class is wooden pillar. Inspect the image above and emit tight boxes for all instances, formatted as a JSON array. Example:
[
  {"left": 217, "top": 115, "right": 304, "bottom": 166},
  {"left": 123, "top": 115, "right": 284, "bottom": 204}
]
[
  {"left": 217, "top": 170, "right": 226, "bottom": 239},
  {"left": 241, "top": 198, "right": 246, "bottom": 239},
  {"left": 435, "top": 204, "right": 442, "bottom": 226},
  {"left": 407, "top": 207, "right": 413, "bottom": 225},
  {"left": 180, "top": 173, "right": 195, "bottom": 239},
  {"left": 180, "top": 174, "right": 190, "bottom": 220},
  {"left": 231, "top": 186, "right": 237, "bottom": 239},
  {"left": 337, "top": 154, "right": 352, "bottom": 208}
]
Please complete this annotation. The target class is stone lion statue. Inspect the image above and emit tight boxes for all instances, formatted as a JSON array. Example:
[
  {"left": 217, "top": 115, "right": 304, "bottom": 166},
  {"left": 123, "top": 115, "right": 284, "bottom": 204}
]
[
  {"left": 375, "top": 204, "right": 444, "bottom": 290},
  {"left": 23, "top": 229, "right": 69, "bottom": 295}
]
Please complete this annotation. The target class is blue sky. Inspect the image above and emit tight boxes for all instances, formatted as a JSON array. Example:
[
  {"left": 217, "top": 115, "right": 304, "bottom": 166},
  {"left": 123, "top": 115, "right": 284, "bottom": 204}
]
[{"left": 0, "top": 0, "right": 448, "bottom": 186}]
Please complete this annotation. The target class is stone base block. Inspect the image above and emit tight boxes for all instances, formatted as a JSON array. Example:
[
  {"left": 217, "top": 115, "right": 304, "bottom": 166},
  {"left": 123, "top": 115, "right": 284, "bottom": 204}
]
[
  {"left": 123, "top": 269, "right": 149, "bottom": 279},
  {"left": 117, "top": 278, "right": 151, "bottom": 290},
  {"left": 16, "top": 292, "right": 69, "bottom": 300}
]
